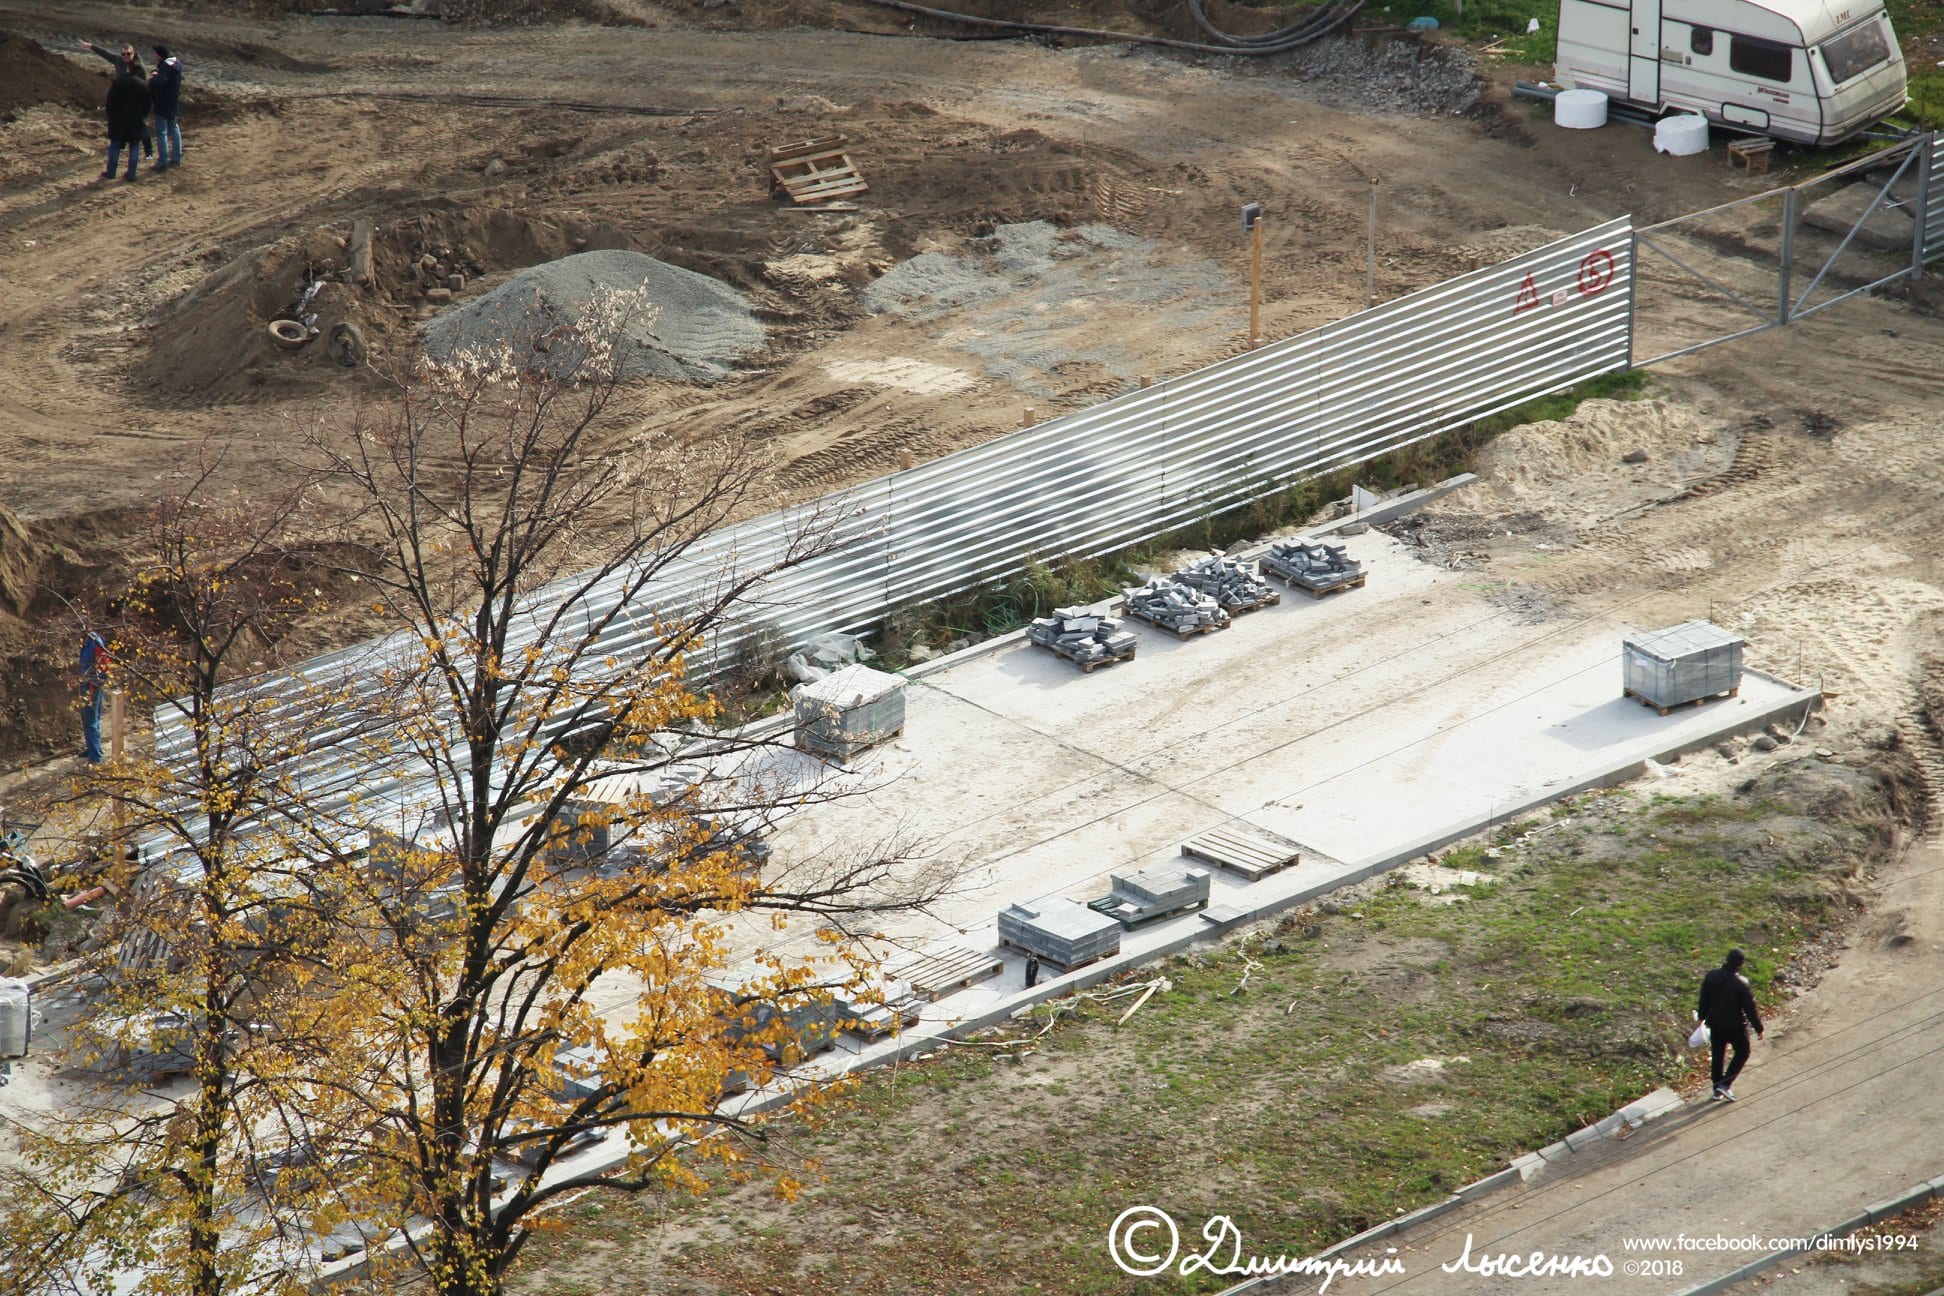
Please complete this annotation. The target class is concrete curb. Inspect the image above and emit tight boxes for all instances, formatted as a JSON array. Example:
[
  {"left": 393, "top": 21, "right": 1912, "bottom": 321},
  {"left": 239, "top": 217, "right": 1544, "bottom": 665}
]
[
  {"left": 1209, "top": 1085, "right": 1689, "bottom": 1296},
  {"left": 1672, "top": 1171, "right": 1944, "bottom": 1296}
]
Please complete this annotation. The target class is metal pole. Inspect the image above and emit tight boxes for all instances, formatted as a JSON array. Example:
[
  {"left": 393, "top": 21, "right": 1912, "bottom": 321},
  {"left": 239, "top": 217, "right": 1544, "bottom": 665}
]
[
  {"left": 1912, "top": 137, "right": 1932, "bottom": 283},
  {"left": 1366, "top": 179, "right": 1378, "bottom": 309},
  {"left": 1249, "top": 217, "right": 1264, "bottom": 348},
  {"left": 1778, "top": 186, "right": 1797, "bottom": 325}
]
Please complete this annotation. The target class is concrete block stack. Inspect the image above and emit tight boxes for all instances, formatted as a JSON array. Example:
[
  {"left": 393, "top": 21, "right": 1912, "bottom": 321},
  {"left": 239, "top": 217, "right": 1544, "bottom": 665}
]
[
  {"left": 1026, "top": 606, "right": 1139, "bottom": 671},
  {"left": 1121, "top": 578, "right": 1230, "bottom": 638},
  {"left": 1261, "top": 540, "right": 1366, "bottom": 595},
  {"left": 1174, "top": 554, "right": 1280, "bottom": 613},
  {"left": 1092, "top": 863, "right": 1212, "bottom": 928},
  {"left": 997, "top": 897, "right": 1123, "bottom": 967}
]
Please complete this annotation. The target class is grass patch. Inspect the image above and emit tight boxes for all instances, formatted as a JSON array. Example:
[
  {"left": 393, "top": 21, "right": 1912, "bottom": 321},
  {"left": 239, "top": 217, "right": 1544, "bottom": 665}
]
[
  {"left": 509, "top": 761, "right": 1896, "bottom": 1296},
  {"left": 873, "top": 370, "right": 1648, "bottom": 664}
]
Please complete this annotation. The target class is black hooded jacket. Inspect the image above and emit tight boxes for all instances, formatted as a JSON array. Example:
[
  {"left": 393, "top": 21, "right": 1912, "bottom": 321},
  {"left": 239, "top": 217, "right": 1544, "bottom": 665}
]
[
  {"left": 1697, "top": 964, "right": 1763, "bottom": 1037},
  {"left": 106, "top": 70, "right": 152, "bottom": 144}
]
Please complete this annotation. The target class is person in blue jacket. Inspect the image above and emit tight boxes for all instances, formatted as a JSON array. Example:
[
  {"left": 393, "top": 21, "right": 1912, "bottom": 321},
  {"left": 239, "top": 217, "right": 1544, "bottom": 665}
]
[
  {"left": 149, "top": 46, "right": 184, "bottom": 171},
  {"left": 76, "top": 630, "right": 111, "bottom": 764}
]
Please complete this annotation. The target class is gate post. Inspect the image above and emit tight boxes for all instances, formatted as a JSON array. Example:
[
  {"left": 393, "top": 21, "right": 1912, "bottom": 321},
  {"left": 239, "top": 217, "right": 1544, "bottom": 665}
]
[
  {"left": 1913, "top": 135, "right": 1933, "bottom": 283},
  {"left": 1778, "top": 186, "right": 1798, "bottom": 324}
]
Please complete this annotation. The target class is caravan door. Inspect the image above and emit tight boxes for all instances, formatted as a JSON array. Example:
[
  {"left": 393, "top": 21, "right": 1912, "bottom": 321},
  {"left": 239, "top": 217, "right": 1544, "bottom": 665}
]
[{"left": 1628, "top": 0, "right": 1662, "bottom": 106}]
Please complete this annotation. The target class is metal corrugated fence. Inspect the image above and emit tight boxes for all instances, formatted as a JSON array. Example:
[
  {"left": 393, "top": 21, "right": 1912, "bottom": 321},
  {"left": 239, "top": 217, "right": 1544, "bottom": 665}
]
[
  {"left": 153, "top": 220, "right": 1633, "bottom": 833},
  {"left": 1926, "top": 133, "right": 1944, "bottom": 265}
]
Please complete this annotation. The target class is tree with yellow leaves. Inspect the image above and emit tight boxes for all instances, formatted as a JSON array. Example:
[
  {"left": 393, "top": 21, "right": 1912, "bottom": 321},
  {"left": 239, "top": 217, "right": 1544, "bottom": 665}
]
[
  {"left": 0, "top": 449, "right": 348, "bottom": 1296},
  {"left": 255, "top": 291, "right": 948, "bottom": 1295}
]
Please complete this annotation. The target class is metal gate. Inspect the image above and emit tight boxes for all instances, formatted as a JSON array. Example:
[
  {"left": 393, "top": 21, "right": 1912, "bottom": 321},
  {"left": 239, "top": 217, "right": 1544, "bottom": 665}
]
[{"left": 1633, "top": 131, "right": 1937, "bottom": 366}]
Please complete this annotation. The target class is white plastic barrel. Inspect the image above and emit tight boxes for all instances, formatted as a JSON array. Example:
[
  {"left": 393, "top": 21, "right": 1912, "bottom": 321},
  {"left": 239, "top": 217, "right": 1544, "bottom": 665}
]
[
  {"left": 1654, "top": 114, "right": 1710, "bottom": 156},
  {"left": 1554, "top": 89, "right": 1609, "bottom": 130}
]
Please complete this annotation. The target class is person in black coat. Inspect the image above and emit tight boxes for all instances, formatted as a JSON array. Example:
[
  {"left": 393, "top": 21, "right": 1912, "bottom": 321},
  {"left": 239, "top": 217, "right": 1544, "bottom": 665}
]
[
  {"left": 149, "top": 46, "right": 185, "bottom": 171},
  {"left": 1696, "top": 947, "right": 1764, "bottom": 1101},
  {"left": 103, "top": 67, "right": 153, "bottom": 182}
]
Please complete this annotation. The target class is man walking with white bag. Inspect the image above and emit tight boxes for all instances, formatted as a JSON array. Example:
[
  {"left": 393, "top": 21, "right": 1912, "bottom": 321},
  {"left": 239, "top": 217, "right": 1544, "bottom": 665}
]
[{"left": 1696, "top": 947, "right": 1764, "bottom": 1101}]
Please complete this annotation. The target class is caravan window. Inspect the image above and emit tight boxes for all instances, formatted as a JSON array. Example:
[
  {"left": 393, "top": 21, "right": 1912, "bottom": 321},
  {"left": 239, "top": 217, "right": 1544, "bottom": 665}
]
[
  {"left": 1821, "top": 21, "right": 1890, "bottom": 82},
  {"left": 1729, "top": 34, "right": 1793, "bottom": 81},
  {"left": 1690, "top": 26, "right": 1714, "bottom": 55}
]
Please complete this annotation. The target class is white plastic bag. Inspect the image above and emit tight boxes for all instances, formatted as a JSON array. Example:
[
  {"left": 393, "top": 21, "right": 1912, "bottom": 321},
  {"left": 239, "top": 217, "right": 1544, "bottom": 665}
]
[{"left": 1688, "top": 1022, "right": 1710, "bottom": 1049}]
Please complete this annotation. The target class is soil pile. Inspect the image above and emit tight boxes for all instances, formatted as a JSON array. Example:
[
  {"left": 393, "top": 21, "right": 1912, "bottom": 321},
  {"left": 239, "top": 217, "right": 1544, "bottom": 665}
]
[
  {"left": 422, "top": 250, "right": 765, "bottom": 381},
  {"left": 1452, "top": 399, "right": 1737, "bottom": 533},
  {"left": 0, "top": 30, "right": 106, "bottom": 119}
]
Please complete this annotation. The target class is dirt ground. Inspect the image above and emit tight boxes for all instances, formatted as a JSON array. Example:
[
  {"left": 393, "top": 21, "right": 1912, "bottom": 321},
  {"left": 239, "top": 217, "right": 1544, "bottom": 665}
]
[{"left": 9, "top": 0, "right": 1936, "bottom": 764}]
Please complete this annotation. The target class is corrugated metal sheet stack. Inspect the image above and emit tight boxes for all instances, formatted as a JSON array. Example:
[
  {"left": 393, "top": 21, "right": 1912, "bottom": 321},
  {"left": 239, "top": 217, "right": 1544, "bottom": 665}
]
[
  {"left": 1622, "top": 621, "right": 1745, "bottom": 711},
  {"left": 997, "top": 897, "right": 1123, "bottom": 967},
  {"left": 1174, "top": 554, "right": 1280, "bottom": 612},
  {"left": 795, "top": 663, "right": 907, "bottom": 759},
  {"left": 1261, "top": 540, "right": 1364, "bottom": 593},
  {"left": 1026, "top": 606, "right": 1139, "bottom": 670},
  {"left": 1122, "top": 578, "right": 1230, "bottom": 637}
]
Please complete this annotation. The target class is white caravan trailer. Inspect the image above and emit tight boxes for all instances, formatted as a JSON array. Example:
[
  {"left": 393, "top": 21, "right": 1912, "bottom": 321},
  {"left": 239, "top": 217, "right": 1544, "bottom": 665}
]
[{"left": 1555, "top": 0, "right": 1907, "bottom": 144}]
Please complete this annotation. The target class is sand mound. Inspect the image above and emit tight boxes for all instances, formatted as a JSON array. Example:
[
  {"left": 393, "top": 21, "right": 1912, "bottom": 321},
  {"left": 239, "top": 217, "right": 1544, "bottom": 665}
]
[
  {"left": 1455, "top": 399, "right": 1737, "bottom": 531},
  {"left": 0, "top": 30, "right": 105, "bottom": 119},
  {"left": 422, "top": 250, "right": 764, "bottom": 382}
]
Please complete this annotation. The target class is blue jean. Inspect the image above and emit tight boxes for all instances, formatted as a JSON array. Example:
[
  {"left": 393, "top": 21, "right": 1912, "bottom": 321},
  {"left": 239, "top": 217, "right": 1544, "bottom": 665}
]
[
  {"left": 154, "top": 115, "right": 181, "bottom": 167},
  {"left": 105, "top": 140, "right": 140, "bottom": 178},
  {"left": 81, "top": 686, "right": 104, "bottom": 763}
]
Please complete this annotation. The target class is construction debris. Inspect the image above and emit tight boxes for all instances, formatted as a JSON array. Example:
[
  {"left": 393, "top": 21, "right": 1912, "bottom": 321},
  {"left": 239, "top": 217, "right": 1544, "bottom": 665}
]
[
  {"left": 1121, "top": 578, "right": 1230, "bottom": 639},
  {"left": 1261, "top": 540, "right": 1367, "bottom": 597},
  {"left": 1026, "top": 606, "right": 1138, "bottom": 672},
  {"left": 1173, "top": 554, "right": 1281, "bottom": 613},
  {"left": 770, "top": 135, "right": 869, "bottom": 207}
]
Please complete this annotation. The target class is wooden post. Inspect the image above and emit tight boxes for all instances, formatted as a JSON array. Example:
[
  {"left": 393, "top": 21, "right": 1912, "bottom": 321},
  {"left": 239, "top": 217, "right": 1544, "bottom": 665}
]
[
  {"left": 108, "top": 688, "right": 126, "bottom": 765},
  {"left": 1249, "top": 217, "right": 1264, "bottom": 348},
  {"left": 108, "top": 687, "right": 127, "bottom": 866},
  {"left": 1021, "top": 408, "right": 1035, "bottom": 429},
  {"left": 1139, "top": 374, "right": 1153, "bottom": 389}
]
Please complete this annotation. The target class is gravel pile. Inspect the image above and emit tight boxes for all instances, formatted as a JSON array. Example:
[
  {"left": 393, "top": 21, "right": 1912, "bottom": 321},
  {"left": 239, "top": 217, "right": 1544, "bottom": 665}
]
[
  {"left": 422, "top": 250, "right": 764, "bottom": 382},
  {"left": 1284, "top": 37, "right": 1482, "bottom": 117}
]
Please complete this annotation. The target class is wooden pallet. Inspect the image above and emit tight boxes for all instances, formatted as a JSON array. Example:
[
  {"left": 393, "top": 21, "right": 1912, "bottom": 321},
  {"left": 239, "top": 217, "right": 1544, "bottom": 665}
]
[
  {"left": 1031, "top": 638, "right": 1136, "bottom": 673},
  {"left": 1181, "top": 825, "right": 1301, "bottom": 881},
  {"left": 1221, "top": 590, "right": 1282, "bottom": 614},
  {"left": 887, "top": 944, "right": 1004, "bottom": 1001},
  {"left": 1623, "top": 686, "right": 1739, "bottom": 716},
  {"left": 1295, "top": 574, "right": 1366, "bottom": 599},
  {"left": 1086, "top": 892, "right": 1210, "bottom": 930},
  {"left": 770, "top": 136, "right": 869, "bottom": 206},
  {"left": 1121, "top": 606, "right": 1226, "bottom": 639}
]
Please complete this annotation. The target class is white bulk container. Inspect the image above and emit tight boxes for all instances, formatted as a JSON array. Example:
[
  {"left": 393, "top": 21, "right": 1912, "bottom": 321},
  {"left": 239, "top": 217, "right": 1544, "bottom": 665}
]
[{"left": 1554, "top": 89, "right": 1609, "bottom": 129}]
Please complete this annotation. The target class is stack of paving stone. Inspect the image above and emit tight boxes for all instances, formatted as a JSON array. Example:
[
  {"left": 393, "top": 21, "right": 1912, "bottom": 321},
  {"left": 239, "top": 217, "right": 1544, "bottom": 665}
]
[
  {"left": 1091, "top": 863, "right": 1212, "bottom": 928},
  {"left": 997, "top": 897, "right": 1123, "bottom": 968},
  {"left": 1121, "top": 578, "right": 1230, "bottom": 638},
  {"left": 1174, "top": 554, "right": 1281, "bottom": 612},
  {"left": 1026, "top": 606, "right": 1139, "bottom": 671},
  {"left": 1261, "top": 540, "right": 1366, "bottom": 594}
]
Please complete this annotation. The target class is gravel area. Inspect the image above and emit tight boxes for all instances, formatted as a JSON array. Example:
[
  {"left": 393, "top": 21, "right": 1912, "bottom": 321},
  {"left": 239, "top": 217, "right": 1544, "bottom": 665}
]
[
  {"left": 1283, "top": 37, "right": 1482, "bottom": 117},
  {"left": 422, "top": 250, "right": 765, "bottom": 381}
]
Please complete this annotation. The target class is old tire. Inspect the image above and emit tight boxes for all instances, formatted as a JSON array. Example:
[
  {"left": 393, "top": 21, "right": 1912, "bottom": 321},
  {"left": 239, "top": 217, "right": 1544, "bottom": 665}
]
[
  {"left": 327, "top": 321, "right": 367, "bottom": 367},
  {"left": 267, "top": 319, "right": 309, "bottom": 350}
]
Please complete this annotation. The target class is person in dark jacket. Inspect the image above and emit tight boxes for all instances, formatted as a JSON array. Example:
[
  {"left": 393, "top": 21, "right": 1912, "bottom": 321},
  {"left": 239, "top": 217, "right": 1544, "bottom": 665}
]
[
  {"left": 80, "top": 38, "right": 143, "bottom": 77},
  {"left": 1696, "top": 947, "right": 1764, "bottom": 1101},
  {"left": 149, "top": 46, "right": 184, "bottom": 171},
  {"left": 102, "top": 67, "right": 153, "bottom": 182}
]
